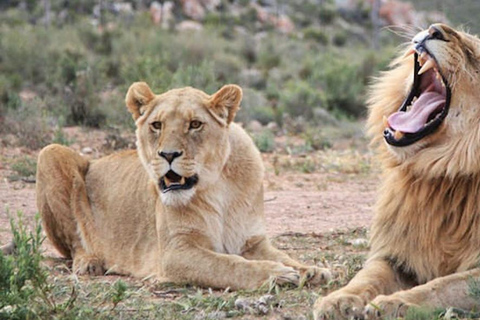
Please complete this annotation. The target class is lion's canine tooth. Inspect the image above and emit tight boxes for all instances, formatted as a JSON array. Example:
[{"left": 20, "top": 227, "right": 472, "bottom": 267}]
[
  {"left": 164, "top": 177, "right": 172, "bottom": 187},
  {"left": 418, "top": 58, "right": 435, "bottom": 75},
  {"left": 394, "top": 130, "right": 404, "bottom": 140},
  {"left": 180, "top": 177, "right": 185, "bottom": 185},
  {"left": 403, "top": 47, "right": 415, "bottom": 58},
  {"left": 383, "top": 116, "right": 388, "bottom": 128}
]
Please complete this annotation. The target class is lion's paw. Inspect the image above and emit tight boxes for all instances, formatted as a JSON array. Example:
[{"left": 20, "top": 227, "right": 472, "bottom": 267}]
[
  {"left": 73, "top": 254, "right": 105, "bottom": 276},
  {"left": 301, "top": 266, "right": 332, "bottom": 286},
  {"left": 260, "top": 261, "right": 300, "bottom": 285},
  {"left": 270, "top": 264, "right": 301, "bottom": 286},
  {"left": 313, "top": 292, "right": 366, "bottom": 320},
  {"left": 364, "top": 294, "right": 414, "bottom": 320}
]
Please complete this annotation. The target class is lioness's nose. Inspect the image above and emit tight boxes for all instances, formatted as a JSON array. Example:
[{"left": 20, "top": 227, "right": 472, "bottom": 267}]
[{"left": 159, "top": 150, "right": 183, "bottom": 164}]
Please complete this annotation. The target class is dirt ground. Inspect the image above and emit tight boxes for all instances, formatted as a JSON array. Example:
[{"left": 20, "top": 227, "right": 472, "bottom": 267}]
[{"left": 0, "top": 126, "right": 378, "bottom": 258}]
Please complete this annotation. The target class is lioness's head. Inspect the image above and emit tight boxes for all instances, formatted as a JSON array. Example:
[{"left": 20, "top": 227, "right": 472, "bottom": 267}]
[
  {"left": 368, "top": 24, "right": 480, "bottom": 177},
  {"left": 125, "top": 82, "right": 242, "bottom": 206}
]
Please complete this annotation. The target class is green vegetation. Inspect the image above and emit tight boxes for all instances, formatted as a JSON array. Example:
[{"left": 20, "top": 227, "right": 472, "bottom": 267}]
[{"left": 0, "top": 2, "right": 399, "bottom": 150}]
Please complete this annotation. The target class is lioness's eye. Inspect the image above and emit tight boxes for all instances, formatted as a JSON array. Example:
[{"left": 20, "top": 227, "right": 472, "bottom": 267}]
[
  {"left": 189, "top": 120, "right": 202, "bottom": 130},
  {"left": 150, "top": 121, "right": 162, "bottom": 130}
]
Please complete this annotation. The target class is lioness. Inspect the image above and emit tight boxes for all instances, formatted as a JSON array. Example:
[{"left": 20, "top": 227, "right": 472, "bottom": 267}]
[
  {"left": 314, "top": 24, "right": 480, "bottom": 319},
  {"left": 36, "top": 82, "right": 331, "bottom": 289}
]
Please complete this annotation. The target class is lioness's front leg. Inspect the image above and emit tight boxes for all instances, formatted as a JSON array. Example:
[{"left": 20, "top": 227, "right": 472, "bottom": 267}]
[
  {"left": 364, "top": 268, "right": 480, "bottom": 319},
  {"left": 161, "top": 234, "right": 300, "bottom": 290},
  {"left": 242, "top": 235, "right": 331, "bottom": 285},
  {"left": 314, "top": 259, "right": 407, "bottom": 319}
]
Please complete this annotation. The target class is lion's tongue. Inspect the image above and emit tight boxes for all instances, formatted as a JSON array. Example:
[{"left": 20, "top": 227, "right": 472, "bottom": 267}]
[{"left": 388, "top": 92, "right": 445, "bottom": 133}]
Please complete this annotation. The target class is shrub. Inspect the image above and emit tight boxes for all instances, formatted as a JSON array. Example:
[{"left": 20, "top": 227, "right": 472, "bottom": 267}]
[
  {"left": 333, "top": 31, "right": 348, "bottom": 47},
  {"left": 303, "top": 27, "right": 329, "bottom": 45},
  {"left": 0, "top": 213, "right": 49, "bottom": 319},
  {"left": 253, "top": 129, "right": 276, "bottom": 153},
  {"left": 309, "top": 54, "right": 366, "bottom": 117},
  {"left": 10, "top": 156, "right": 37, "bottom": 179},
  {"left": 318, "top": 4, "right": 337, "bottom": 24},
  {"left": 237, "top": 88, "right": 275, "bottom": 125},
  {"left": 4, "top": 99, "right": 52, "bottom": 149},
  {"left": 278, "top": 80, "right": 328, "bottom": 119}
]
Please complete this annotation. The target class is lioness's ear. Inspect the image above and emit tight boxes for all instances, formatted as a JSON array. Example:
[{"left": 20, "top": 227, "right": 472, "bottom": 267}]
[
  {"left": 209, "top": 85, "right": 242, "bottom": 125},
  {"left": 125, "top": 82, "right": 156, "bottom": 120}
]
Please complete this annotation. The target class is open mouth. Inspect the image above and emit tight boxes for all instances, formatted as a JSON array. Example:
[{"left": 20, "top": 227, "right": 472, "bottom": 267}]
[
  {"left": 383, "top": 48, "right": 451, "bottom": 147},
  {"left": 159, "top": 170, "right": 198, "bottom": 193}
]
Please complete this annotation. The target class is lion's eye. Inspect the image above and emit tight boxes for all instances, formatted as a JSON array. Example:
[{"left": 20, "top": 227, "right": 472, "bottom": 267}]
[
  {"left": 150, "top": 121, "right": 162, "bottom": 130},
  {"left": 189, "top": 120, "right": 203, "bottom": 130}
]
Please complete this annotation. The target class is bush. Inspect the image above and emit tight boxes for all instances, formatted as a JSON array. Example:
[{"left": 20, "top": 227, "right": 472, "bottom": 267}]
[
  {"left": 237, "top": 89, "right": 275, "bottom": 125},
  {"left": 0, "top": 213, "right": 49, "bottom": 319},
  {"left": 318, "top": 4, "right": 337, "bottom": 24},
  {"left": 4, "top": 99, "right": 52, "bottom": 149},
  {"left": 309, "top": 54, "right": 366, "bottom": 117},
  {"left": 253, "top": 129, "right": 276, "bottom": 153},
  {"left": 303, "top": 27, "right": 329, "bottom": 45},
  {"left": 10, "top": 156, "right": 37, "bottom": 179},
  {"left": 278, "top": 80, "right": 328, "bottom": 119}
]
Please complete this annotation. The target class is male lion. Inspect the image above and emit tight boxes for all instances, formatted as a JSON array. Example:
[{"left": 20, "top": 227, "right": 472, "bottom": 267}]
[
  {"left": 314, "top": 24, "right": 480, "bottom": 319},
  {"left": 36, "top": 82, "right": 331, "bottom": 289}
]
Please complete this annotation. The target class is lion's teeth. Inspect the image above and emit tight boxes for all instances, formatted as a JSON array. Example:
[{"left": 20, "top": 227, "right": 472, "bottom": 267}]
[
  {"left": 394, "top": 130, "right": 404, "bottom": 140},
  {"left": 403, "top": 47, "right": 415, "bottom": 58},
  {"left": 164, "top": 177, "right": 172, "bottom": 187},
  {"left": 180, "top": 177, "right": 185, "bottom": 185},
  {"left": 418, "top": 58, "right": 435, "bottom": 75},
  {"left": 383, "top": 116, "right": 388, "bottom": 128}
]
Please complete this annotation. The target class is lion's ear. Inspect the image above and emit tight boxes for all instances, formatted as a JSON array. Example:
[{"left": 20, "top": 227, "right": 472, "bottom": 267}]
[
  {"left": 208, "top": 85, "right": 242, "bottom": 125},
  {"left": 125, "top": 82, "right": 156, "bottom": 120}
]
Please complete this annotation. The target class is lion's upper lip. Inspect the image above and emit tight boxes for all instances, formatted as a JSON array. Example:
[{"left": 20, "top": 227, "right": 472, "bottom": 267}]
[
  {"left": 159, "top": 171, "right": 198, "bottom": 193},
  {"left": 383, "top": 48, "right": 451, "bottom": 147}
]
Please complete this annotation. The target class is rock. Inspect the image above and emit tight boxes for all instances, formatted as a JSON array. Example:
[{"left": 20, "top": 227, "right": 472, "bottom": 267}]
[
  {"left": 181, "top": 0, "right": 205, "bottom": 20},
  {"left": 247, "top": 120, "right": 263, "bottom": 133},
  {"left": 350, "top": 238, "right": 369, "bottom": 248},
  {"left": 266, "top": 122, "right": 280, "bottom": 135},
  {"left": 151, "top": 1, "right": 175, "bottom": 28},
  {"left": 162, "top": 1, "right": 175, "bottom": 29},
  {"left": 150, "top": 1, "right": 162, "bottom": 25},
  {"left": 199, "top": 0, "right": 221, "bottom": 12},
  {"left": 252, "top": 3, "right": 295, "bottom": 34},
  {"left": 234, "top": 295, "right": 274, "bottom": 315},
  {"left": 275, "top": 15, "right": 295, "bottom": 34},
  {"left": 176, "top": 20, "right": 203, "bottom": 32},
  {"left": 81, "top": 147, "right": 93, "bottom": 154},
  {"left": 379, "top": 0, "right": 414, "bottom": 26},
  {"left": 313, "top": 107, "right": 338, "bottom": 125}
]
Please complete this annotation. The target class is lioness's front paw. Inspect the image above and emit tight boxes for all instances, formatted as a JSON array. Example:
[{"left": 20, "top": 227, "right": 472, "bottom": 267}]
[
  {"left": 270, "top": 263, "right": 301, "bottom": 286},
  {"left": 364, "top": 294, "right": 415, "bottom": 320},
  {"left": 73, "top": 254, "right": 105, "bottom": 276},
  {"left": 301, "top": 266, "right": 332, "bottom": 286},
  {"left": 313, "top": 292, "right": 366, "bottom": 320}
]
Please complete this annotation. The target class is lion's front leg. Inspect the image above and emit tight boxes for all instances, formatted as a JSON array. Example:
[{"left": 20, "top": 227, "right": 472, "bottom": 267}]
[
  {"left": 314, "top": 259, "right": 405, "bottom": 319},
  {"left": 241, "top": 235, "right": 331, "bottom": 286},
  {"left": 364, "top": 268, "right": 480, "bottom": 319},
  {"left": 161, "top": 235, "right": 300, "bottom": 290}
]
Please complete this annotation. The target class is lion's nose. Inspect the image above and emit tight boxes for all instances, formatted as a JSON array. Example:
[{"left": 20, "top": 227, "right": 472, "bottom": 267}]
[{"left": 159, "top": 150, "right": 183, "bottom": 164}]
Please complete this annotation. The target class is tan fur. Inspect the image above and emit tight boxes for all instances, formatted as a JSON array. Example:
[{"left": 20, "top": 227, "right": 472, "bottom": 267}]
[
  {"left": 314, "top": 24, "right": 480, "bottom": 319},
  {"left": 36, "top": 82, "right": 331, "bottom": 289}
]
